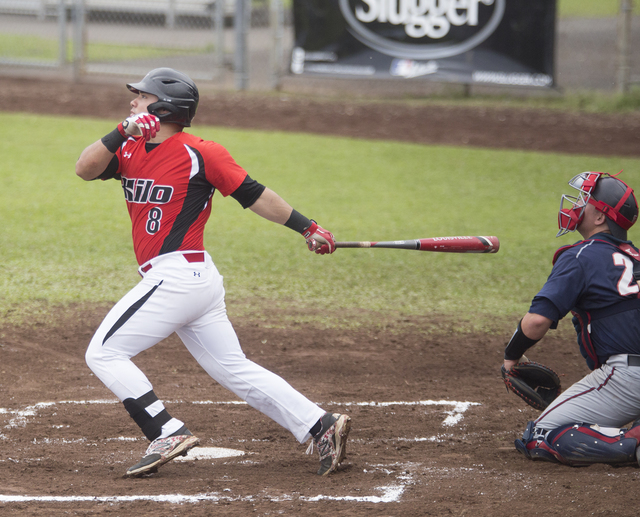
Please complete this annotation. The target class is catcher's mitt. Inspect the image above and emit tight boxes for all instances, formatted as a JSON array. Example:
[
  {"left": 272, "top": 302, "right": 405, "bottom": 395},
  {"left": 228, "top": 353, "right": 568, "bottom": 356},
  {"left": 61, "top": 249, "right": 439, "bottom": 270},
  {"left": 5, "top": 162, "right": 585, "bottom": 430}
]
[{"left": 501, "top": 361, "right": 561, "bottom": 410}]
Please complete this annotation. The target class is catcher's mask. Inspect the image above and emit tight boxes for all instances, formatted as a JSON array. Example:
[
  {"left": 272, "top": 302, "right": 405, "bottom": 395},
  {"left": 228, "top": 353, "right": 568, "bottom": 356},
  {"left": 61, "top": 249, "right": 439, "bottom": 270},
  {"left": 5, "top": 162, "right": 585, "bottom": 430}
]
[
  {"left": 557, "top": 171, "right": 638, "bottom": 239},
  {"left": 126, "top": 68, "right": 199, "bottom": 127}
]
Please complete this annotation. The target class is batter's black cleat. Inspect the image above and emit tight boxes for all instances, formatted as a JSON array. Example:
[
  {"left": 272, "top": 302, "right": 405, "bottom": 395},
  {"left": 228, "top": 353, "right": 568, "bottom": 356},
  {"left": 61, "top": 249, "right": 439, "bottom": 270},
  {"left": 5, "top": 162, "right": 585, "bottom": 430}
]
[
  {"left": 312, "top": 412, "right": 351, "bottom": 476},
  {"left": 124, "top": 426, "right": 200, "bottom": 478}
]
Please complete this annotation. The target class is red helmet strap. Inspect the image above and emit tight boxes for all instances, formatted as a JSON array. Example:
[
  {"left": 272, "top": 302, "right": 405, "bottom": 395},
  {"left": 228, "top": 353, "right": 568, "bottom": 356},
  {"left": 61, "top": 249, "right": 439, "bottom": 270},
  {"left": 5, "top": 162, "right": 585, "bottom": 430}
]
[{"left": 588, "top": 185, "right": 635, "bottom": 230}]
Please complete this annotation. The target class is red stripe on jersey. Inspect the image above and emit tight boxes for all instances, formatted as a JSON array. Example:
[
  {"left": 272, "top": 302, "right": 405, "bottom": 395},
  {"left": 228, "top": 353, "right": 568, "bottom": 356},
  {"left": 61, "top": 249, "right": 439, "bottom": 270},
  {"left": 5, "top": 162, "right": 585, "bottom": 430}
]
[{"left": 116, "top": 132, "right": 247, "bottom": 264}]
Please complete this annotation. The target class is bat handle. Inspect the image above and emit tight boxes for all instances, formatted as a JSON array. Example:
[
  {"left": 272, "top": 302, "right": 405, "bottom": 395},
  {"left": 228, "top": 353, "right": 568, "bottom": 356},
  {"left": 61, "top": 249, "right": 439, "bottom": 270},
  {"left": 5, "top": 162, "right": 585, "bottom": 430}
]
[{"left": 335, "top": 241, "right": 371, "bottom": 248}]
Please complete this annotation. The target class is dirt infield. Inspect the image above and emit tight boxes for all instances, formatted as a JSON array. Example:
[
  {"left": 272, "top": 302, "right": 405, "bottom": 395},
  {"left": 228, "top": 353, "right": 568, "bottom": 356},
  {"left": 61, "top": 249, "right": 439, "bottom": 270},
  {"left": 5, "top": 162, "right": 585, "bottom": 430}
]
[
  {"left": 1, "top": 76, "right": 640, "bottom": 157},
  {"left": 0, "top": 307, "right": 620, "bottom": 517},
  {"left": 2, "top": 76, "right": 640, "bottom": 516}
]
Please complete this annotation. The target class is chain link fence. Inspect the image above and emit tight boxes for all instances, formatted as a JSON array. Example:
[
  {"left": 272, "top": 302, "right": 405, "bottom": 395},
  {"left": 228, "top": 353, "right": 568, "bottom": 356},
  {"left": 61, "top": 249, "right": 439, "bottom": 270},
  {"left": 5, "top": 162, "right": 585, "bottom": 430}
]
[
  {"left": 0, "top": 0, "right": 286, "bottom": 90},
  {"left": 0, "top": 1, "right": 67, "bottom": 68},
  {"left": 555, "top": 10, "right": 640, "bottom": 93},
  {"left": 0, "top": 1, "right": 637, "bottom": 94}
]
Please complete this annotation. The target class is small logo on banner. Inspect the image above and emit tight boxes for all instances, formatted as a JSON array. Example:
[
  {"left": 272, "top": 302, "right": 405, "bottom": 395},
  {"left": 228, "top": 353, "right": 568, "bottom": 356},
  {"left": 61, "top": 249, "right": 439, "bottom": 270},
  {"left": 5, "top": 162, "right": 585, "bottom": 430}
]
[{"left": 390, "top": 59, "right": 438, "bottom": 78}]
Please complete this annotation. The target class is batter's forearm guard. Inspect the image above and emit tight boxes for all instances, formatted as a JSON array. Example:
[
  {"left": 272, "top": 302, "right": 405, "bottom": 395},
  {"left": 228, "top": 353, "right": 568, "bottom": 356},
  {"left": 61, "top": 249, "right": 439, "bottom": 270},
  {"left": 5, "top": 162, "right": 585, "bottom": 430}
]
[
  {"left": 285, "top": 209, "right": 313, "bottom": 234},
  {"left": 101, "top": 124, "right": 128, "bottom": 153}
]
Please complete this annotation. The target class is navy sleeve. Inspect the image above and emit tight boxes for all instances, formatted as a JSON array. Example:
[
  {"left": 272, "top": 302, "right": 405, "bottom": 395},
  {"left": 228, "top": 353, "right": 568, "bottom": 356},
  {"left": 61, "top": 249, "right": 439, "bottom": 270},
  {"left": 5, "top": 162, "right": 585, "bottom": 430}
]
[
  {"left": 528, "top": 296, "right": 562, "bottom": 328},
  {"left": 533, "top": 250, "right": 586, "bottom": 319}
]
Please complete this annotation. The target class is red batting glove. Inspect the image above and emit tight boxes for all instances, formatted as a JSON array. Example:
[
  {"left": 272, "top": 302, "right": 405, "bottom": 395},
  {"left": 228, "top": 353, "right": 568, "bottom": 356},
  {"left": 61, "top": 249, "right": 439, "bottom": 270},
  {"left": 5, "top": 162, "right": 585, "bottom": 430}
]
[
  {"left": 118, "top": 113, "right": 160, "bottom": 141},
  {"left": 302, "top": 220, "right": 336, "bottom": 255}
]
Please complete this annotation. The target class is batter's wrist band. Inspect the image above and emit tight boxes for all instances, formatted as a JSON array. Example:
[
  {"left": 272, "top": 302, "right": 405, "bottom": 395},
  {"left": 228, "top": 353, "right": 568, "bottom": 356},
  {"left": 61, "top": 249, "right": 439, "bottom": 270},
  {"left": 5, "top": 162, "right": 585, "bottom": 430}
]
[
  {"left": 284, "top": 209, "right": 313, "bottom": 234},
  {"left": 101, "top": 126, "right": 128, "bottom": 154},
  {"left": 504, "top": 319, "right": 540, "bottom": 360}
]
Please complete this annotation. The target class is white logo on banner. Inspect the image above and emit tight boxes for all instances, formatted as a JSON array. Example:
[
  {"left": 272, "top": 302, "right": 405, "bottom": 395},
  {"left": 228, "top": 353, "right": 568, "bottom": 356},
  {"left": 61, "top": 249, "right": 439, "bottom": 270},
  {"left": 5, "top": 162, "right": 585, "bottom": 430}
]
[
  {"left": 390, "top": 59, "right": 438, "bottom": 78},
  {"left": 339, "top": 0, "right": 506, "bottom": 59}
]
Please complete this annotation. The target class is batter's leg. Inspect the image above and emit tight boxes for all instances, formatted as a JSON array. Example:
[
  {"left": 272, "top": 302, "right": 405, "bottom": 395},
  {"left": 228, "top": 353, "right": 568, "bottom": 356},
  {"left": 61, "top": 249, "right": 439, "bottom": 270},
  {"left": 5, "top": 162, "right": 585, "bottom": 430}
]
[
  {"left": 85, "top": 276, "right": 189, "bottom": 440},
  {"left": 177, "top": 310, "right": 325, "bottom": 443}
]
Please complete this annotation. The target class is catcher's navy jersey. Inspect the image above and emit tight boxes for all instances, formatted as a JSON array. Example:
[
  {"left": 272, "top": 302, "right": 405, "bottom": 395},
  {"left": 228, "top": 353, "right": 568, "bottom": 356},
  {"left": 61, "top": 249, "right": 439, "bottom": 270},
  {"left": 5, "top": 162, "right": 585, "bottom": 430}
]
[{"left": 530, "top": 233, "right": 640, "bottom": 367}]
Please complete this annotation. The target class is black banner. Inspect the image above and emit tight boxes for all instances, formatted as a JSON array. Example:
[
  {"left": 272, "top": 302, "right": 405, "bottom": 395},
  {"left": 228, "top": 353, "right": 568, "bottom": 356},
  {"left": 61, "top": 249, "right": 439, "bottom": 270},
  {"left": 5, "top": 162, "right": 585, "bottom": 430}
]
[{"left": 291, "top": 0, "right": 556, "bottom": 87}]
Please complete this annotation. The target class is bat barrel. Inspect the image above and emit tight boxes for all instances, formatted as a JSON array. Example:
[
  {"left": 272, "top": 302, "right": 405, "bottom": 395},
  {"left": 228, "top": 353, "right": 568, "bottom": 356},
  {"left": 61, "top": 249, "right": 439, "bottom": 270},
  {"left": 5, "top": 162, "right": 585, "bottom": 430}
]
[
  {"left": 335, "top": 236, "right": 500, "bottom": 253},
  {"left": 418, "top": 236, "right": 500, "bottom": 253}
]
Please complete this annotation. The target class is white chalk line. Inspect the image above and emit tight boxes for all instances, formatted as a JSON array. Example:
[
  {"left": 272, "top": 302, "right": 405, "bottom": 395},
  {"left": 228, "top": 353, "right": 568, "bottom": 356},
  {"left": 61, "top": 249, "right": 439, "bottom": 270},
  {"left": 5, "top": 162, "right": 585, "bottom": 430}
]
[
  {"left": 192, "top": 399, "right": 481, "bottom": 427},
  {"left": 0, "top": 464, "right": 496, "bottom": 505},
  {"left": 0, "top": 461, "right": 413, "bottom": 505},
  {"left": 0, "top": 399, "right": 480, "bottom": 505},
  {"left": 0, "top": 484, "right": 404, "bottom": 504},
  {"left": 2, "top": 399, "right": 480, "bottom": 432}
]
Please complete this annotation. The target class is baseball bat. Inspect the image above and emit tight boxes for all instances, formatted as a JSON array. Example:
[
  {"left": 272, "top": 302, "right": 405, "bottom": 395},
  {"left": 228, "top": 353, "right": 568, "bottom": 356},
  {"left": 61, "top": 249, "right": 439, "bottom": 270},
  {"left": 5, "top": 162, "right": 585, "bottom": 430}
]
[{"left": 334, "top": 236, "right": 500, "bottom": 253}]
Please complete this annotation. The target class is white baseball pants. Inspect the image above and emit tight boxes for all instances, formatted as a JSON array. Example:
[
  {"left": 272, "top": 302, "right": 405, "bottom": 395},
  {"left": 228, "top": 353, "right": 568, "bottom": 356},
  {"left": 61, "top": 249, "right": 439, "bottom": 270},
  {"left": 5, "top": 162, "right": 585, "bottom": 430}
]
[{"left": 85, "top": 250, "right": 324, "bottom": 443}]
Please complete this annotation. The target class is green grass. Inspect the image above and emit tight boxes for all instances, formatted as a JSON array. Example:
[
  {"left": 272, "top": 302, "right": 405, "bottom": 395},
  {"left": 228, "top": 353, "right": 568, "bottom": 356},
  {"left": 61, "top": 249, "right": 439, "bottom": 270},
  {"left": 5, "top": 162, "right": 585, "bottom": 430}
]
[
  {"left": 558, "top": 0, "right": 639, "bottom": 17},
  {"left": 310, "top": 85, "right": 640, "bottom": 116},
  {"left": 0, "top": 33, "right": 209, "bottom": 63},
  {"left": 1, "top": 113, "right": 639, "bottom": 330}
]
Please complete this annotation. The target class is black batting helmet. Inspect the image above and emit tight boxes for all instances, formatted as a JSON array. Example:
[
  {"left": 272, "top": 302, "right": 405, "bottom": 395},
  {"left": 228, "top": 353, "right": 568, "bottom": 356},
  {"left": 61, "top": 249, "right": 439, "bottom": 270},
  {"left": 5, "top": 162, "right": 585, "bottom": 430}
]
[{"left": 127, "top": 68, "right": 199, "bottom": 127}]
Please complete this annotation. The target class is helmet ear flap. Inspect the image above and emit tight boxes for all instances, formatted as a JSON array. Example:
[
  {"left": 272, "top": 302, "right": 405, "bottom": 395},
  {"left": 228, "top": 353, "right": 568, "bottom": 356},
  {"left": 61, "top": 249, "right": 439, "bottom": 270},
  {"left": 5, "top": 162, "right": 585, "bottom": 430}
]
[{"left": 147, "top": 100, "right": 180, "bottom": 122}]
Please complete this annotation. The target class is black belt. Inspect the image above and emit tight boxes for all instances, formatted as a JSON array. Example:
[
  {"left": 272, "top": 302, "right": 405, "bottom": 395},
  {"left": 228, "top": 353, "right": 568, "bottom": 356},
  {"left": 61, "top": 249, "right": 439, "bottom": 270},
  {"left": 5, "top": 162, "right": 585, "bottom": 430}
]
[{"left": 628, "top": 355, "right": 640, "bottom": 367}]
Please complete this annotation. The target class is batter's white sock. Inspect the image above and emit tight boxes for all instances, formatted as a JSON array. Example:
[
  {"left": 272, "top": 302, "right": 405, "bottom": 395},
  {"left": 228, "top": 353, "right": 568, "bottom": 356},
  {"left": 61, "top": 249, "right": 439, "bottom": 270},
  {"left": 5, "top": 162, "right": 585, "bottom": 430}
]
[{"left": 159, "top": 418, "right": 187, "bottom": 439}]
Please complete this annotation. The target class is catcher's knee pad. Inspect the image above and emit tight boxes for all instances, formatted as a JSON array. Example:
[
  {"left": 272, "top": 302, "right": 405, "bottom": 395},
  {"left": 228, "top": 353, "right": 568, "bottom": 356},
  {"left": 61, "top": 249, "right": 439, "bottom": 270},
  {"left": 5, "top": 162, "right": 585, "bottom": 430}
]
[{"left": 518, "top": 421, "right": 639, "bottom": 466}]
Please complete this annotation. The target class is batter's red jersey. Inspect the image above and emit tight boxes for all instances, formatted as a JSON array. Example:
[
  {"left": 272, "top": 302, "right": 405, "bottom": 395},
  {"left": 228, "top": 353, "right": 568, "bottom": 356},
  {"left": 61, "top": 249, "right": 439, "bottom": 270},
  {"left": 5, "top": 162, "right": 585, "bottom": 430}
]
[{"left": 114, "top": 132, "right": 247, "bottom": 265}]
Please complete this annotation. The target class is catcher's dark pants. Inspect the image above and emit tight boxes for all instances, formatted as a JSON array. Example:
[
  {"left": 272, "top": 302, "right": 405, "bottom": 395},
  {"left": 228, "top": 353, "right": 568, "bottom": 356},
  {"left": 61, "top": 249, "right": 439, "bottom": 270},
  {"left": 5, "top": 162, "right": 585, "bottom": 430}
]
[{"left": 535, "top": 354, "right": 640, "bottom": 431}]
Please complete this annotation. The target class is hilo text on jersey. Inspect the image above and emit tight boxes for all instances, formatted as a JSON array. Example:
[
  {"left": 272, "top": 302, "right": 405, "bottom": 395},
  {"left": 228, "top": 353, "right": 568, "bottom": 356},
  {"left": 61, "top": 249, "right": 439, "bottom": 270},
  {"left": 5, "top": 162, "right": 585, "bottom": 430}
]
[{"left": 121, "top": 178, "right": 174, "bottom": 204}]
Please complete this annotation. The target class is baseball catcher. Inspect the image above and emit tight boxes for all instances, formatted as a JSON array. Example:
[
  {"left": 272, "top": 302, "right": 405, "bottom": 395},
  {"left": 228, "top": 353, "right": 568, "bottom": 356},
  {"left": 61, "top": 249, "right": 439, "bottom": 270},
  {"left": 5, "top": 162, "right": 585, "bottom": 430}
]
[{"left": 502, "top": 171, "right": 640, "bottom": 467}]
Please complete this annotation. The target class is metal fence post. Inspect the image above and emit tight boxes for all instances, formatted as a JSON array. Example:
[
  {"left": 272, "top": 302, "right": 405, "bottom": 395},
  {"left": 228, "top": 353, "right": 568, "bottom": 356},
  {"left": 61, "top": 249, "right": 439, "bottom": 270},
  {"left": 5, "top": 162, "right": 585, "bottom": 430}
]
[
  {"left": 58, "top": 0, "right": 67, "bottom": 66},
  {"left": 235, "top": 0, "right": 249, "bottom": 90},
  {"left": 214, "top": 0, "right": 225, "bottom": 78},
  {"left": 37, "top": 0, "right": 46, "bottom": 22},
  {"left": 72, "top": 0, "right": 86, "bottom": 80},
  {"left": 270, "top": 0, "right": 284, "bottom": 89},
  {"left": 617, "top": 0, "right": 633, "bottom": 94},
  {"left": 167, "top": 0, "right": 176, "bottom": 29}
]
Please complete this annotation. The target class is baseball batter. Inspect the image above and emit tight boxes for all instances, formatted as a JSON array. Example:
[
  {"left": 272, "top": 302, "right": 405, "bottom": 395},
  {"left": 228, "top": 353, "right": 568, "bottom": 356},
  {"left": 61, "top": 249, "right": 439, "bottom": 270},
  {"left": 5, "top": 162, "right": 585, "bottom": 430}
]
[
  {"left": 502, "top": 171, "right": 640, "bottom": 466},
  {"left": 75, "top": 68, "right": 351, "bottom": 478}
]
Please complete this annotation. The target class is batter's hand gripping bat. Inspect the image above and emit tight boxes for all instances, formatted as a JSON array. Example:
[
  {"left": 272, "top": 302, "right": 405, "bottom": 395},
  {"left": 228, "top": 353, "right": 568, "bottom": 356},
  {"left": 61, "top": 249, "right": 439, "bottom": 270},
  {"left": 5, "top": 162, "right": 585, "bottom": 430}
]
[{"left": 335, "top": 235, "right": 500, "bottom": 253}]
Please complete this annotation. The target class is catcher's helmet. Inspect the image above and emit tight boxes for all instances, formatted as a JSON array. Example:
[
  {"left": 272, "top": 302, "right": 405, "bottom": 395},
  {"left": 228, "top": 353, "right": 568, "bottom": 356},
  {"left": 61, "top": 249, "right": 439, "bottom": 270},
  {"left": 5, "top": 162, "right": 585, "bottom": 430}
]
[
  {"left": 557, "top": 171, "right": 638, "bottom": 239},
  {"left": 127, "top": 68, "right": 199, "bottom": 127}
]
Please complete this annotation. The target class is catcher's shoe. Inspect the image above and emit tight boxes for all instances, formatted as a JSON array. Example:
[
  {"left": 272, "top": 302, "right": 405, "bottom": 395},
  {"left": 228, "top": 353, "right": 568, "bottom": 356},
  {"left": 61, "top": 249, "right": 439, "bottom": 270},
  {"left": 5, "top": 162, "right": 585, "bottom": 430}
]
[
  {"left": 124, "top": 427, "right": 200, "bottom": 478},
  {"left": 625, "top": 419, "right": 640, "bottom": 441},
  {"left": 311, "top": 412, "right": 351, "bottom": 476},
  {"left": 625, "top": 420, "right": 640, "bottom": 467}
]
